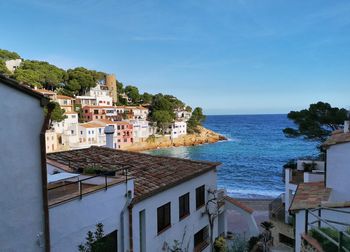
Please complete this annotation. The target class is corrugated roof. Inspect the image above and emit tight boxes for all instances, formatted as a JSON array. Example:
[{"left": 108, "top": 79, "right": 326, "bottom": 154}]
[{"left": 47, "top": 146, "right": 220, "bottom": 204}]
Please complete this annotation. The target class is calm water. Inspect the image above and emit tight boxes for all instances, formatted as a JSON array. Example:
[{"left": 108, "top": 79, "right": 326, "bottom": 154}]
[{"left": 145, "top": 114, "right": 318, "bottom": 199}]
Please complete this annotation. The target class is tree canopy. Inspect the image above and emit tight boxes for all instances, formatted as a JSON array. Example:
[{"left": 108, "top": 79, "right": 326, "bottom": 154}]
[
  {"left": 14, "top": 60, "right": 67, "bottom": 89},
  {"left": 187, "top": 107, "right": 206, "bottom": 133},
  {"left": 124, "top": 85, "right": 140, "bottom": 103},
  {"left": 0, "top": 49, "right": 21, "bottom": 75},
  {"left": 45, "top": 102, "right": 67, "bottom": 124},
  {"left": 283, "top": 102, "right": 348, "bottom": 142},
  {"left": 0, "top": 49, "right": 20, "bottom": 60},
  {"left": 66, "top": 67, "right": 104, "bottom": 95}
]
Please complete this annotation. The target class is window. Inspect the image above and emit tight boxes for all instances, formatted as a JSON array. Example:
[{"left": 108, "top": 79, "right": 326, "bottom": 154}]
[
  {"left": 99, "top": 128, "right": 102, "bottom": 134},
  {"left": 157, "top": 202, "right": 171, "bottom": 233},
  {"left": 124, "top": 139, "right": 127, "bottom": 142},
  {"left": 80, "top": 131, "right": 83, "bottom": 135},
  {"left": 194, "top": 226, "right": 209, "bottom": 251},
  {"left": 94, "top": 110, "right": 99, "bottom": 114},
  {"left": 179, "top": 193, "right": 190, "bottom": 220},
  {"left": 196, "top": 185, "right": 205, "bottom": 209}
]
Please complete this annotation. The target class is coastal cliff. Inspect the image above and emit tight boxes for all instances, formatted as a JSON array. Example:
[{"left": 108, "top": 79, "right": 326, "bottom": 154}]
[{"left": 124, "top": 126, "right": 227, "bottom": 152}]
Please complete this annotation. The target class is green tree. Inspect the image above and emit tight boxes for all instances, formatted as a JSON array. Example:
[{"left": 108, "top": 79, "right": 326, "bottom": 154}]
[
  {"left": 151, "top": 110, "right": 174, "bottom": 134},
  {"left": 185, "top": 106, "right": 192, "bottom": 112},
  {"left": 187, "top": 107, "right": 206, "bottom": 133},
  {"left": 283, "top": 102, "right": 348, "bottom": 143},
  {"left": 124, "top": 85, "right": 140, "bottom": 103},
  {"left": 0, "top": 61, "right": 11, "bottom": 75},
  {"left": 141, "top": 92, "right": 153, "bottom": 104},
  {"left": 45, "top": 102, "right": 67, "bottom": 123},
  {"left": 14, "top": 60, "right": 67, "bottom": 89},
  {"left": 78, "top": 223, "right": 107, "bottom": 252},
  {"left": 0, "top": 49, "right": 20, "bottom": 60},
  {"left": 66, "top": 67, "right": 98, "bottom": 95}
]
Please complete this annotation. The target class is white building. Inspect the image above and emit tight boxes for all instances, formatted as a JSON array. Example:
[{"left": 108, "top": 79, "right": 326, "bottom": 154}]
[
  {"left": 129, "top": 119, "right": 150, "bottom": 142},
  {"left": 45, "top": 130, "right": 59, "bottom": 153},
  {"left": 175, "top": 108, "right": 192, "bottom": 122},
  {"left": 283, "top": 160, "right": 325, "bottom": 223},
  {"left": 46, "top": 146, "right": 229, "bottom": 252},
  {"left": 5, "top": 58, "right": 22, "bottom": 73},
  {"left": 52, "top": 111, "right": 79, "bottom": 134},
  {"left": 171, "top": 121, "right": 187, "bottom": 139},
  {"left": 0, "top": 75, "right": 50, "bottom": 251},
  {"left": 76, "top": 83, "right": 113, "bottom": 107},
  {"left": 290, "top": 124, "right": 350, "bottom": 251}
]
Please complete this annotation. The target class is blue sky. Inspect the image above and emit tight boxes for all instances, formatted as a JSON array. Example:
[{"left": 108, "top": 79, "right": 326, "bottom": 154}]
[{"left": 1, "top": 0, "right": 350, "bottom": 114}]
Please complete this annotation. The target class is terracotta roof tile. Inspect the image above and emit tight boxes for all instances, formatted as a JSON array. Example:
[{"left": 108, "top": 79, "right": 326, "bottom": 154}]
[
  {"left": 47, "top": 146, "right": 220, "bottom": 203},
  {"left": 224, "top": 196, "right": 254, "bottom": 214},
  {"left": 290, "top": 182, "right": 331, "bottom": 211},
  {"left": 57, "top": 95, "right": 74, "bottom": 100},
  {"left": 323, "top": 131, "right": 350, "bottom": 147}
]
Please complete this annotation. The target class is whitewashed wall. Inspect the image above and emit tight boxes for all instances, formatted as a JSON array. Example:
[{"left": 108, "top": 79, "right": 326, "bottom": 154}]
[
  {"left": 49, "top": 179, "right": 134, "bottom": 252},
  {"left": 0, "top": 83, "right": 46, "bottom": 251},
  {"left": 327, "top": 143, "right": 350, "bottom": 201},
  {"left": 131, "top": 170, "right": 217, "bottom": 252}
]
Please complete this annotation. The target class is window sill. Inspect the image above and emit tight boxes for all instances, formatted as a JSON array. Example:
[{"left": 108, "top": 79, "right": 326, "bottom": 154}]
[
  {"left": 179, "top": 213, "right": 190, "bottom": 221},
  {"left": 157, "top": 224, "right": 171, "bottom": 236}
]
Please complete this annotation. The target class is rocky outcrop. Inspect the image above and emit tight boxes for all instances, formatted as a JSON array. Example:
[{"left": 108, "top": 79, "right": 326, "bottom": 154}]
[{"left": 123, "top": 126, "right": 227, "bottom": 152}]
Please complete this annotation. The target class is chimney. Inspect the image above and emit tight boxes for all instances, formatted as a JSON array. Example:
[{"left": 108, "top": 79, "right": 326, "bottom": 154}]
[
  {"left": 344, "top": 121, "right": 350, "bottom": 133},
  {"left": 104, "top": 125, "right": 115, "bottom": 148}
]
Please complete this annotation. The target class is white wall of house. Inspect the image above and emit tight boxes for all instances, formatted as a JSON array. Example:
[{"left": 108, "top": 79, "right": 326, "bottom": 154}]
[
  {"left": 0, "top": 82, "right": 46, "bottom": 251},
  {"left": 130, "top": 170, "right": 217, "bottom": 252},
  {"left": 171, "top": 121, "right": 187, "bottom": 139},
  {"left": 49, "top": 179, "right": 134, "bottom": 252},
  {"left": 327, "top": 142, "right": 350, "bottom": 201},
  {"left": 284, "top": 168, "right": 297, "bottom": 223},
  {"left": 53, "top": 113, "right": 78, "bottom": 134},
  {"left": 5, "top": 58, "right": 22, "bottom": 72},
  {"left": 130, "top": 119, "right": 150, "bottom": 142}
]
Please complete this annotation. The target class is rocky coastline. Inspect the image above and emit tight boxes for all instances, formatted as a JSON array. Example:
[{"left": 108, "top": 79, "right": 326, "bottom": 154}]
[{"left": 124, "top": 126, "right": 227, "bottom": 152}]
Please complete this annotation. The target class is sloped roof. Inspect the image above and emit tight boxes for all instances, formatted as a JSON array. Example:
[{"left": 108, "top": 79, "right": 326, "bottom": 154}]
[
  {"left": 290, "top": 182, "right": 331, "bottom": 211},
  {"left": 0, "top": 74, "right": 48, "bottom": 105},
  {"left": 47, "top": 146, "right": 220, "bottom": 204},
  {"left": 323, "top": 130, "right": 350, "bottom": 148}
]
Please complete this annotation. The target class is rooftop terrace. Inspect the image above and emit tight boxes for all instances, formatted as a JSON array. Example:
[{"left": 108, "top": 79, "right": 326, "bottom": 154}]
[{"left": 47, "top": 146, "right": 220, "bottom": 204}]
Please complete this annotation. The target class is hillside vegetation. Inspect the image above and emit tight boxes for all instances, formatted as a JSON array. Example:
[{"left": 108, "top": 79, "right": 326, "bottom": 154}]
[{"left": 0, "top": 48, "right": 205, "bottom": 132}]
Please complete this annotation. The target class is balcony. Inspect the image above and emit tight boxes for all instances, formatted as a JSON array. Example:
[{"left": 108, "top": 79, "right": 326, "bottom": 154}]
[{"left": 48, "top": 170, "right": 128, "bottom": 207}]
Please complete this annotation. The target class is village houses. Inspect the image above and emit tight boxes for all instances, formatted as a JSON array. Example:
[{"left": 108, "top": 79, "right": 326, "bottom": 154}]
[{"left": 0, "top": 74, "right": 257, "bottom": 252}]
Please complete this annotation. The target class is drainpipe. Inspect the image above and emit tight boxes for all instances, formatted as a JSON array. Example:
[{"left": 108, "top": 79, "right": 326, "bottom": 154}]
[
  {"left": 128, "top": 203, "right": 134, "bottom": 252},
  {"left": 120, "top": 191, "right": 132, "bottom": 252},
  {"left": 40, "top": 101, "right": 54, "bottom": 252}
]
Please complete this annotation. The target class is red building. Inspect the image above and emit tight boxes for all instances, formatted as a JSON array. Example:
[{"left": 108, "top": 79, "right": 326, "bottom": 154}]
[
  {"left": 81, "top": 106, "right": 114, "bottom": 122},
  {"left": 93, "top": 119, "right": 134, "bottom": 149}
]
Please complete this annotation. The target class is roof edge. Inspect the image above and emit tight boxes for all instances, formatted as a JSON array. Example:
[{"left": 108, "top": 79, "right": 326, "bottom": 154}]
[{"left": 0, "top": 74, "right": 49, "bottom": 106}]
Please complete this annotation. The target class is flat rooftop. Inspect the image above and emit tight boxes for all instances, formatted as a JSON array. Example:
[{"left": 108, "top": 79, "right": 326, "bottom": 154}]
[{"left": 47, "top": 146, "right": 220, "bottom": 204}]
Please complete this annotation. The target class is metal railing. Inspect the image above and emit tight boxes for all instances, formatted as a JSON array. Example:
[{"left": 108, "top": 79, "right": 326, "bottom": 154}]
[
  {"left": 269, "top": 194, "right": 285, "bottom": 222},
  {"left": 48, "top": 163, "right": 130, "bottom": 206},
  {"left": 305, "top": 207, "right": 350, "bottom": 252}
]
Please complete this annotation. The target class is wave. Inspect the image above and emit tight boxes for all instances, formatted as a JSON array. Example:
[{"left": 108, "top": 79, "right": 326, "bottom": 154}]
[{"left": 223, "top": 187, "right": 283, "bottom": 199}]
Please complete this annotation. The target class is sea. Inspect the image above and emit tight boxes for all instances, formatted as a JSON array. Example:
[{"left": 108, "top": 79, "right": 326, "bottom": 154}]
[{"left": 145, "top": 114, "right": 319, "bottom": 199}]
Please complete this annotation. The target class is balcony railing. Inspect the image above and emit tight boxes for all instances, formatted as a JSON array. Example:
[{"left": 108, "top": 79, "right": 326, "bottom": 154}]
[
  {"left": 48, "top": 163, "right": 130, "bottom": 207},
  {"left": 305, "top": 207, "right": 350, "bottom": 252},
  {"left": 269, "top": 193, "right": 285, "bottom": 222}
]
